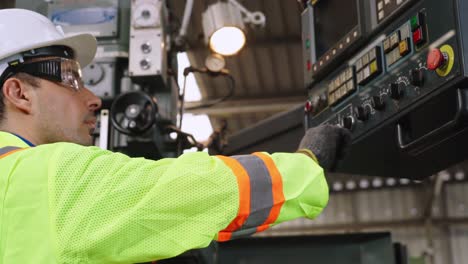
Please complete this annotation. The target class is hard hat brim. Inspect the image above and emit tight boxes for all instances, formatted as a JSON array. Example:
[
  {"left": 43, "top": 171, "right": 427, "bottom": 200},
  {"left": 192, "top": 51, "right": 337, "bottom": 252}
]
[{"left": 1, "top": 33, "right": 97, "bottom": 67}]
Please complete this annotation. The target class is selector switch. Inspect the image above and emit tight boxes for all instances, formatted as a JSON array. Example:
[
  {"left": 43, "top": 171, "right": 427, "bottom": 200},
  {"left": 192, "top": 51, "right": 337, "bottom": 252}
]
[
  {"left": 305, "top": 94, "right": 328, "bottom": 116},
  {"left": 371, "top": 95, "right": 385, "bottom": 110},
  {"left": 411, "top": 68, "right": 425, "bottom": 87},
  {"left": 342, "top": 116, "right": 355, "bottom": 130},
  {"left": 390, "top": 82, "right": 404, "bottom": 100},
  {"left": 355, "top": 105, "right": 370, "bottom": 121}
]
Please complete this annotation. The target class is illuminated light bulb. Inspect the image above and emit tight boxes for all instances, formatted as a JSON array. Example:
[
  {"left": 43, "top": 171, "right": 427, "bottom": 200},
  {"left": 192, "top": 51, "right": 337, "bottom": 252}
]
[{"left": 209, "top": 26, "right": 246, "bottom": 56}]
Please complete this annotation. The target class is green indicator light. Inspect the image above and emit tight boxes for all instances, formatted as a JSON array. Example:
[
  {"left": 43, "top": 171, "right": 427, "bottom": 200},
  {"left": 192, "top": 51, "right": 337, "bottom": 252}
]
[
  {"left": 410, "top": 16, "right": 419, "bottom": 31},
  {"left": 306, "top": 39, "right": 311, "bottom": 49}
]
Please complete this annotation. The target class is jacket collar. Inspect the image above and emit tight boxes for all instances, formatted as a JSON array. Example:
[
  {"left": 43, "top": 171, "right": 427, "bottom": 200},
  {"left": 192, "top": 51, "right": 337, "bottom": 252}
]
[{"left": 0, "top": 131, "right": 34, "bottom": 148}]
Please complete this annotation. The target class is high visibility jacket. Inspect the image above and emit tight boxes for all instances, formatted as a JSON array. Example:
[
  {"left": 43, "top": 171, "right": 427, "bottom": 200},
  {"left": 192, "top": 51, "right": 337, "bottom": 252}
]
[{"left": 0, "top": 131, "right": 328, "bottom": 263}]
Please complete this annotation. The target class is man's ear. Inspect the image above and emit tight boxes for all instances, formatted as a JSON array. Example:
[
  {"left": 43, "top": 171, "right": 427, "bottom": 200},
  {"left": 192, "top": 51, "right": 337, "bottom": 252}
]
[{"left": 2, "top": 77, "right": 34, "bottom": 114}]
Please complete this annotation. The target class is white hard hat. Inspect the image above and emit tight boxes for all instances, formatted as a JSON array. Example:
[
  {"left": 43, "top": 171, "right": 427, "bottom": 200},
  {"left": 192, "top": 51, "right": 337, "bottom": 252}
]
[{"left": 0, "top": 9, "right": 97, "bottom": 75}]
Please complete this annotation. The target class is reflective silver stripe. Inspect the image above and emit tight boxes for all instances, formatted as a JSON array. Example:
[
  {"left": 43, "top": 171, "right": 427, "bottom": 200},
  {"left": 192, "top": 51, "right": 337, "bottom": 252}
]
[
  {"left": 0, "top": 146, "right": 20, "bottom": 156},
  {"left": 230, "top": 227, "right": 258, "bottom": 240},
  {"left": 231, "top": 155, "right": 273, "bottom": 234}
]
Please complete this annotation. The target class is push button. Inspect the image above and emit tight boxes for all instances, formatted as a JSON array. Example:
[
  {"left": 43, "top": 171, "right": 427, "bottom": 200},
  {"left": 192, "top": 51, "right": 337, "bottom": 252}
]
[
  {"left": 412, "top": 27, "right": 425, "bottom": 46},
  {"left": 304, "top": 100, "right": 313, "bottom": 113},
  {"left": 410, "top": 12, "right": 425, "bottom": 32},
  {"left": 410, "top": 15, "right": 419, "bottom": 31},
  {"left": 427, "top": 48, "right": 448, "bottom": 71},
  {"left": 399, "top": 39, "right": 410, "bottom": 56},
  {"left": 305, "top": 39, "right": 311, "bottom": 49}
]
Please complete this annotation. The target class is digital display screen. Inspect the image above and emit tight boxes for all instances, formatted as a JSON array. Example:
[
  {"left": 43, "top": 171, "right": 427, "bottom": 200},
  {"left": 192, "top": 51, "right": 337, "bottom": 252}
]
[{"left": 313, "top": 0, "right": 359, "bottom": 59}]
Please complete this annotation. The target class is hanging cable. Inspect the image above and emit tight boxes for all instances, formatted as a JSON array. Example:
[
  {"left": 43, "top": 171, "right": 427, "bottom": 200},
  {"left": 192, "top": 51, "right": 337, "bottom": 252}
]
[
  {"left": 176, "top": 66, "right": 235, "bottom": 155},
  {"left": 184, "top": 67, "right": 235, "bottom": 110},
  {"left": 178, "top": 66, "right": 236, "bottom": 129},
  {"left": 178, "top": 72, "right": 189, "bottom": 130}
]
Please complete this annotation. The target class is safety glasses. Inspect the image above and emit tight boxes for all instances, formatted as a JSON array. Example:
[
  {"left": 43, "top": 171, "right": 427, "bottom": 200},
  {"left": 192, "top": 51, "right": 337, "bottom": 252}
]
[{"left": 0, "top": 57, "right": 85, "bottom": 91}]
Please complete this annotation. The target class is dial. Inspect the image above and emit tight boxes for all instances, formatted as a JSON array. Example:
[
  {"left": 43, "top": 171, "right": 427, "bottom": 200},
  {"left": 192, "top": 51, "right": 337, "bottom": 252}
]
[
  {"left": 133, "top": 3, "right": 161, "bottom": 28},
  {"left": 342, "top": 115, "right": 355, "bottom": 130},
  {"left": 390, "top": 82, "right": 404, "bottom": 100},
  {"left": 371, "top": 95, "right": 385, "bottom": 110},
  {"left": 205, "top": 53, "right": 226, "bottom": 73},
  {"left": 355, "top": 105, "right": 370, "bottom": 121}
]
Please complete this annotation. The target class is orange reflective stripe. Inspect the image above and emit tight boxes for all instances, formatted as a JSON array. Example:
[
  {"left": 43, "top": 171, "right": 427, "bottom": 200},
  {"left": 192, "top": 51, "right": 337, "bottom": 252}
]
[
  {"left": 252, "top": 152, "right": 285, "bottom": 232},
  {"left": 217, "top": 155, "right": 251, "bottom": 241},
  {"left": 0, "top": 148, "right": 24, "bottom": 159}
]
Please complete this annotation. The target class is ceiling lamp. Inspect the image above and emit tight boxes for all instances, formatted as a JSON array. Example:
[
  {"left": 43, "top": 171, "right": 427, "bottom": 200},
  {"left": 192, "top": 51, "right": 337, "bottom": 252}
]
[{"left": 202, "top": 1, "right": 265, "bottom": 56}]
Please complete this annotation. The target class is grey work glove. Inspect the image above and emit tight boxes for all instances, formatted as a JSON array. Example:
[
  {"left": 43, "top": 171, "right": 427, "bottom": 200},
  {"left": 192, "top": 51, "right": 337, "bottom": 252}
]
[{"left": 298, "top": 125, "right": 352, "bottom": 171}]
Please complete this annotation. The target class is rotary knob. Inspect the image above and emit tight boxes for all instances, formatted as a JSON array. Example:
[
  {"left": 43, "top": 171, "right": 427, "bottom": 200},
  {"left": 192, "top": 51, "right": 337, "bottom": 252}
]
[
  {"left": 371, "top": 95, "right": 385, "bottom": 110},
  {"left": 411, "top": 68, "right": 425, "bottom": 87},
  {"left": 355, "top": 105, "right": 370, "bottom": 121},
  {"left": 342, "top": 115, "right": 355, "bottom": 130},
  {"left": 390, "top": 82, "right": 404, "bottom": 100}
]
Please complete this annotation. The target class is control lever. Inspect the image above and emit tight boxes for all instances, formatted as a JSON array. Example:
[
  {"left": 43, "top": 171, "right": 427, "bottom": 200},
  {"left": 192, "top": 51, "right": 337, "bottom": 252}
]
[
  {"left": 396, "top": 88, "right": 468, "bottom": 153},
  {"left": 205, "top": 120, "right": 228, "bottom": 155},
  {"left": 165, "top": 125, "right": 205, "bottom": 155}
]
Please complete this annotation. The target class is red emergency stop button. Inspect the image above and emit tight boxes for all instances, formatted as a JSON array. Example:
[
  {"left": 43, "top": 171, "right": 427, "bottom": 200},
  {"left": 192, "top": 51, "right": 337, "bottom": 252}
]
[
  {"left": 427, "top": 48, "right": 447, "bottom": 71},
  {"left": 305, "top": 100, "right": 313, "bottom": 113}
]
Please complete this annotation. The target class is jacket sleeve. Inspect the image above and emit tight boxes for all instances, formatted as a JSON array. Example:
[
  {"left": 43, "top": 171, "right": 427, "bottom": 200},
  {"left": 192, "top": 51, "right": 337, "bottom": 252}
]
[{"left": 45, "top": 143, "right": 328, "bottom": 263}]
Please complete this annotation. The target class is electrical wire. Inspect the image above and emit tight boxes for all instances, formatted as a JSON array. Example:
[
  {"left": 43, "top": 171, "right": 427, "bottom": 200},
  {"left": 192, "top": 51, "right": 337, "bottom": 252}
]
[
  {"left": 178, "top": 66, "right": 236, "bottom": 130},
  {"left": 176, "top": 66, "right": 235, "bottom": 155},
  {"left": 178, "top": 74, "right": 188, "bottom": 129}
]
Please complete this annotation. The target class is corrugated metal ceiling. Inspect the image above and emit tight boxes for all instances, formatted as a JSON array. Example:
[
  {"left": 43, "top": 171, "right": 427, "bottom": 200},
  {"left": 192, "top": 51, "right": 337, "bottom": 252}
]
[{"left": 171, "top": 0, "right": 306, "bottom": 135}]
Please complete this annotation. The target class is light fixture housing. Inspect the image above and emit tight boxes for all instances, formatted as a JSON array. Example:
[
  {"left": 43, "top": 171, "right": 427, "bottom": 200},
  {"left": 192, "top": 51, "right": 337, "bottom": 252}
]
[{"left": 202, "top": 2, "right": 246, "bottom": 56}]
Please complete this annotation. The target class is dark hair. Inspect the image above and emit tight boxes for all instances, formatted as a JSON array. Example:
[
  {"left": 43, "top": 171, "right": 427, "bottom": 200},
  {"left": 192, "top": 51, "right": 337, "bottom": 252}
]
[{"left": 0, "top": 73, "right": 40, "bottom": 121}]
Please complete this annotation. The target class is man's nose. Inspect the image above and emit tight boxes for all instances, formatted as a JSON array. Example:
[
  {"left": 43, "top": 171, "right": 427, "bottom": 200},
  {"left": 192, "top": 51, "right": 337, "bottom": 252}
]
[{"left": 83, "top": 87, "right": 102, "bottom": 112}]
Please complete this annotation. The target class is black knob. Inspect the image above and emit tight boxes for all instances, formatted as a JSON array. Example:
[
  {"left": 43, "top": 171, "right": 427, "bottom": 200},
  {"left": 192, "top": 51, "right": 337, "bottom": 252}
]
[
  {"left": 355, "top": 105, "right": 370, "bottom": 121},
  {"left": 342, "top": 116, "right": 355, "bottom": 130},
  {"left": 411, "top": 68, "right": 424, "bottom": 87},
  {"left": 371, "top": 95, "right": 385, "bottom": 110},
  {"left": 390, "top": 82, "right": 404, "bottom": 100}
]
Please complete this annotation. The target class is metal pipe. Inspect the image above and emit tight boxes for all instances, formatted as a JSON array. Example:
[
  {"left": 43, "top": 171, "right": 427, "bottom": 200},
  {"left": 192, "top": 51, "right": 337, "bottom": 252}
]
[{"left": 178, "top": 0, "right": 194, "bottom": 38}]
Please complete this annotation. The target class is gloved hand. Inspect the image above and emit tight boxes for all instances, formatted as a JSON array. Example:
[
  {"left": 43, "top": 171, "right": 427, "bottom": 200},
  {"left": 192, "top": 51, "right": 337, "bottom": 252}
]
[{"left": 297, "top": 125, "right": 352, "bottom": 171}]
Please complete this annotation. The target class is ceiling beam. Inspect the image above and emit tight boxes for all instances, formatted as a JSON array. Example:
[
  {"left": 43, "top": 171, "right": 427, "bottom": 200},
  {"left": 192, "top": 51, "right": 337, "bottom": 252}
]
[
  {"left": 0, "top": 0, "right": 15, "bottom": 9},
  {"left": 184, "top": 96, "right": 305, "bottom": 116}
]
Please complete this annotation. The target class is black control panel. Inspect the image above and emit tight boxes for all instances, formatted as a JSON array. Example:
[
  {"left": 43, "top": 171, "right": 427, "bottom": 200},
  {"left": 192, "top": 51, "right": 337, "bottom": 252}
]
[{"left": 302, "top": 0, "right": 468, "bottom": 179}]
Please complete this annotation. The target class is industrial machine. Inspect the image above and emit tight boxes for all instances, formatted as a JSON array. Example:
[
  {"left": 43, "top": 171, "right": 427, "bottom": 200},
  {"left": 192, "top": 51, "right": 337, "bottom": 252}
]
[
  {"left": 38, "top": 0, "right": 195, "bottom": 159},
  {"left": 217, "top": 233, "right": 405, "bottom": 264},
  {"left": 302, "top": 0, "right": 468, "bottom": 179},
  {"left": 6, "top": 1, "right": 414, "bottom": 263}
]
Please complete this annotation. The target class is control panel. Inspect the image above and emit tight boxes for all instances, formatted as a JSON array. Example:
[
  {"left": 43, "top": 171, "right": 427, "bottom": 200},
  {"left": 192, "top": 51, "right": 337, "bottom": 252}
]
[
  {"left": 129, "top": 0, "right": 168, "bottom": 85},
  {"left": 302, "top": 0, "right": 468, "bottom": 179}
]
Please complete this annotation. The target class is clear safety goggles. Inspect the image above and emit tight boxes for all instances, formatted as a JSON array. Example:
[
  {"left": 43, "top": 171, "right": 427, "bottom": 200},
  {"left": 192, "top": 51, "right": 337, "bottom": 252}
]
[{"left": 0, "top": 57, "right": 85, "bottom": 91}]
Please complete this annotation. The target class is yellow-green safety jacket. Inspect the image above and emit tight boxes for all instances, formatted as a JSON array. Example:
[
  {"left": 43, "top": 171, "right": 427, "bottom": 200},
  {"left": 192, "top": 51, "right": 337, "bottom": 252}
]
[{"left": 0, "top": 131, "right": 328, "bottom": 263}]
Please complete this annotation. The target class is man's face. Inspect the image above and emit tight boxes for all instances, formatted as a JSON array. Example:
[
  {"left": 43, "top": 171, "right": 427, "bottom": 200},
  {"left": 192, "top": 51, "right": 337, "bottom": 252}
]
[{"left": 32, "top": 78, "right": 102, "bottom": 146}]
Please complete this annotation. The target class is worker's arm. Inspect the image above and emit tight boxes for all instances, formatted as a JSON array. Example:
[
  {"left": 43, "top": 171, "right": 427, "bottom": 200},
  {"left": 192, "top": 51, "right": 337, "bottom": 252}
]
[{"left": 42, "top": 142, "right": 327, "bottom": 263}]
